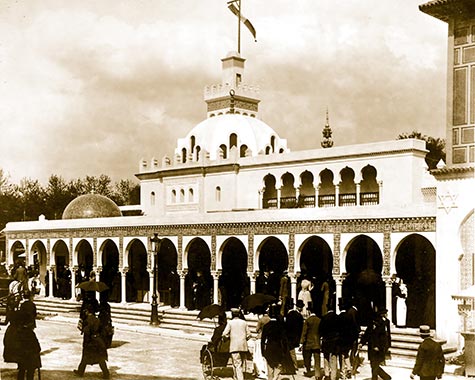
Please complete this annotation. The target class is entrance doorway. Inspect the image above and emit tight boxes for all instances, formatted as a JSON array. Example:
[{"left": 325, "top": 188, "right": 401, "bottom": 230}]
[
  {"left": 100, "top": 240, "right": 120, "bottom": 303},
  {"left": 395, "top": 234, "right": 436, "bottom": 328},
  {"left": 299, "top": 236, "right": 334, "bottom": 317},
  {"left": 344, "top": 235, "right": 385, "bottom": 326},
  {"left": 219, "top": 237, "right": 249, "bottom": 310},
  {"left": 185, "top": 238, "right": 212, "bottom": 310},
  {"left": 156, "top": 238, "right": 179, "bottom": 307},
  {"left": 126, "top": 239, "right": 149, "bottom": 303},
  {"left": 256, "top": 237, "right": 289, "bottom": 299}
]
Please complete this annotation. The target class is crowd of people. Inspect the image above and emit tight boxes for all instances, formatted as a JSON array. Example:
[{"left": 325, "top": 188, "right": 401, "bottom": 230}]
[{"left": 208, "top": 294, "right": 446, "bottom": 380}]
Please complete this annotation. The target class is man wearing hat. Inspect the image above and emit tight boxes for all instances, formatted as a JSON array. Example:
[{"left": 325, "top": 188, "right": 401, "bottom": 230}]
[
  {"left": 223, "top": 308, "right": 251, "bottom": 380},
  {"left": 410, "top": 325, "right": 445, "bottom": 380},
  {"left": 359, "top": 308, "right": 391, "bottom": 380}
]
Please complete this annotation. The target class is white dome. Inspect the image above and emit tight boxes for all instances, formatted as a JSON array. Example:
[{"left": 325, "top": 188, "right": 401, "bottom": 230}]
[{"left": 175, "top": 114, "right": 288, "bottom": 161}]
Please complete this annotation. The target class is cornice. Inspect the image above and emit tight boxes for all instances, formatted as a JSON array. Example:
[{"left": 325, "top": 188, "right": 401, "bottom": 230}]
[
  {"left": 4, "top": 216, "right": 436, "bottom": 239},
  {"left": 430, "top": 165, "right": 474, "bottom": 180}
]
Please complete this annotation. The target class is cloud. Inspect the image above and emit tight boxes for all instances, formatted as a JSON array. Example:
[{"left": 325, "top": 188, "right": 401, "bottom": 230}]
[{"left": 0, "top": 0, "right": 448, "bottom": 185}]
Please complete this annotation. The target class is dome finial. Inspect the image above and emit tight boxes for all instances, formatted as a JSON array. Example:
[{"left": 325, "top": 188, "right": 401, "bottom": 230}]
[{"left": 321, "top": 107, "right": 334, "bottom": 148}]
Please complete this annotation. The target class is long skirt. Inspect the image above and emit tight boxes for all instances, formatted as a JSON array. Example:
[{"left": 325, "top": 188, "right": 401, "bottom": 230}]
[
  {"left": 253, "top": 339, "right": 267, "bottom": 377},
  {"left": 396, "top": 297, "right": 407, "bottom": 327}
]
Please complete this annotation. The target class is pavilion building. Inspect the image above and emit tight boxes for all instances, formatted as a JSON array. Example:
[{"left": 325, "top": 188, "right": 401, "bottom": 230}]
[{"left": 2, "top": 0, "right": 474, "bottom": 349}]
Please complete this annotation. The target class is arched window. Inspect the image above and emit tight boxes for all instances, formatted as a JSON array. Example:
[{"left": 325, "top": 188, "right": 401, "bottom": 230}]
[
  {"left": 189, "top": 188, "right": 194, "bottom": 202},
  {"left": 180, "top": 189, "right": 185, "bottom": 202},
  {"left": 230, "top": 133, "right": 238, "bottom": 149},
  {"left": 360, "top": 165, "right": 379, "bottom": 205},
  {"left": 265, "top": 146, "right": 271, "bottom": 155},
  {"left": 299, "top": 171, "right": 315, "bottom": 207},
  {"left": 195, "top": 146, "right": 201, "bottom": 161},
  {"left": 262, "top": 174, "right": 277, "bottom": 209},
  {"left": 220, "top": 144, "right": 227, "bottom": 159},
  {"left": 280, "top": 172, "right": 296, "bottom": 208},
  {"left": 190, "top": 136, "right": 196, "bottom": 154},
  {"left": 216, "top": 186, "right": 221, "bottom": 202},
  {"left": 240, "top": 144, "right": 248, "bottom": 157},
  {"left": 318, "top": 169, "right": 336, "bottom": 207},
  {"left": 339, "top": 167, "right": 356, "bottom": 206},
  {"left": 181, "top": 148, "right": 187, "bottom": 163},
  {"left": 171, "top": 190, "right": 177, "bottom": 203},
  {"left": 150, "top": 191, "right": 156, "bottom": 206},
  {"left": 270, "top": 136, "right": 276, "bottom": 152}
]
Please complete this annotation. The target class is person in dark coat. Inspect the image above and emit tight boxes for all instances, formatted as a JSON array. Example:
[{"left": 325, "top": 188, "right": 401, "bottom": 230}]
[
  {"left": 410, "top": 325, "right": 445, "bottom": 380},
  {"left": 19, "top": 290, "right": 37, "bottom": 329},
  {"left": 285, "top": 300, "right": 304, "bottom": 372},
  {"left": 98, "top": 300, "right": 114, "bottom": 349},
  {"left": 261, "top": 304, "right": 295, "bottom": 380},
  {"left": 319, "top": 305, "right": 339, "bottom": 380},
  {"left": 3, "top": 310, "right": 41, "bottom": 380},
  {"left": 74, "top": 304, "right": 110, "bottom": 379},
  {"left": 338, "top": 297, "right": 360, "bottom": 379},
  {"left": 359, "top": 308, "right": 391, "bottom": 380},
  {"left": 210, "top": 313, "right": 228, "bottom": 352},
  {"left": 300, "top": 303, "right": 322, "bottom": 379}
]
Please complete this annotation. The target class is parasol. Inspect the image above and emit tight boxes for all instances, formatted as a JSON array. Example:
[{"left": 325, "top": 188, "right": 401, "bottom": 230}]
[
  {"left": 197, "top": 304, "right": 225, "bottom": 320},
  {"left": 240, "top": 293, "right": 276, "bottom": 313},
  {"left": 76, "top": 280, "right": 109, "bottom": 293}
]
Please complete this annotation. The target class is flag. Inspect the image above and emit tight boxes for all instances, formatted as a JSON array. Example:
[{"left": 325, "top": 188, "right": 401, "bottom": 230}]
[{"left": 227, "top": 1, "right": 257, "bottom": 42}]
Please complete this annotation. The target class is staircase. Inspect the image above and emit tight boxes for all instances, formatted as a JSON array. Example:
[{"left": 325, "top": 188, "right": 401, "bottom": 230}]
[{"left": 33, "top": 297, "right": 457, "bottom": 362}]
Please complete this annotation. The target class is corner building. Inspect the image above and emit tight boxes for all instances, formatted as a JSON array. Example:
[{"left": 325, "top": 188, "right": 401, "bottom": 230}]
[{"left": 3, "top": 2, "right": 474, "bottom": 349}]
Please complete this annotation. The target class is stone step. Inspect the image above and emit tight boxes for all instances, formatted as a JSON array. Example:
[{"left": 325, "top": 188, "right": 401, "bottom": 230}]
[{"left": 31, "top": 297, "right": 458, "bottom": 361}]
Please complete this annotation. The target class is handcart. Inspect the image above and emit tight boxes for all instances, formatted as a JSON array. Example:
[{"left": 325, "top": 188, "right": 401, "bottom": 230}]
[{"left": 200, "top": 341, "right": 255, "bottom": 380}]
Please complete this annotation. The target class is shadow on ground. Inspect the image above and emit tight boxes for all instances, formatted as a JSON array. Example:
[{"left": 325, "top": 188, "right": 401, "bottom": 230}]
[{"left": 1, "top": 368, "right": 198, "bottom": 380}]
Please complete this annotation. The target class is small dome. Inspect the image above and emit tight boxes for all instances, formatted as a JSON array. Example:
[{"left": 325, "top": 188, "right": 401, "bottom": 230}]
[{"left": 62, "top": 194, "right": 122, "bottom": 219}]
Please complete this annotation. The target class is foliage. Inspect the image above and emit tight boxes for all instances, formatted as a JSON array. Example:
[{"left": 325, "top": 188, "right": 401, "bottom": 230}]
[
  {"left": 0, "top": 173, "right": 140, "bottom": 230},
  {"left": 397, "top": 131, "right": 446, "bottom": 170}
]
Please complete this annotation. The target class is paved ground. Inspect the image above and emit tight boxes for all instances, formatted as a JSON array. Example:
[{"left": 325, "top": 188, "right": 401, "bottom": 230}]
[{"left": 0, "top": 316, "right": 467, "bottom": 380}]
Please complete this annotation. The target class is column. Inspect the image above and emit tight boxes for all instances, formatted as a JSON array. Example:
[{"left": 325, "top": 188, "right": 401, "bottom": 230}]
[
  {"left": 258, "top": 189, "right": 263, "bottom": 209},
  {"left": 378, "top": 180, "right": 383, "bottom": 203},
  {"left": 94, "top": 267, "right": 101, "bottom": 300},
  {"left": 212, "top": 270, "right": 221, "bottom": 305},
  {"left": 290, "top": 272, "right": 298, "bottom": 302},
  {"left": 120, "top": 269, "right": 127, "bottom": 304},
  {"left": 277, "top": 187, "right": 281, "bottom": 209},
  {"left": 249, "top": 271, "right": 257, "bottom": 294},
  {"left": 179, "top": 270, "right": 187, "bottom": 309},
  {"left": 356, "top": 183, "right": 361, "bottom": 206},
  {"left": 335, "top": 275, "right": 343, "bottom": 304},
  {"left": 335, "top": 184, "right": 340, "bottom": 207},
  {"left": 295, "top": 188, "right": 300, "bottom": 207},
  {"left": 384, "top": 276, "right": 393, "bottom": 322},
  {"left": 314, "top": 184, "right": 319, "bottom": 208},
  {"left": 48, "top": 265, "right": 55, "bottom": 299},
  {"left": 70, "top": 266, "right": 78, "bottom": 301}
]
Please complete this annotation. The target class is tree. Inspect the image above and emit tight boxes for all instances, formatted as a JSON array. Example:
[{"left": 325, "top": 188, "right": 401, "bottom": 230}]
[
  {"left": 45, "top": 175, "right": 75, "bottom": 219},
  {"left": 111, "top": 179, "right": 140, "bottom": 206},
  {"left": 397, "top": 130, "right": 446, "bottom": 170}
]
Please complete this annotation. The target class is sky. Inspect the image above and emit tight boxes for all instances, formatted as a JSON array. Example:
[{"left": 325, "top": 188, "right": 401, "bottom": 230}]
[{"left": 0, "top": 0, "right": 449, "bottom": 185}]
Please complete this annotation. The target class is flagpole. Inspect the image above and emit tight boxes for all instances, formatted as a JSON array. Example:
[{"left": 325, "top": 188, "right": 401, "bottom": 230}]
[{"left": 238, "top": 0, "right": 241, "bottom": 54}]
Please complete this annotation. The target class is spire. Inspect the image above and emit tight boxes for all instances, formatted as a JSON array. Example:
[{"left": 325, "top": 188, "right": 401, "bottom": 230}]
[{"left": 321, "top": 108, "right": 334, "bottom": 148}]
